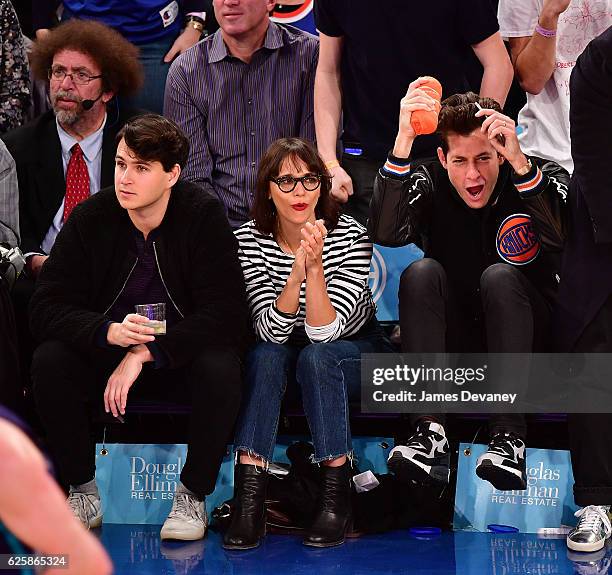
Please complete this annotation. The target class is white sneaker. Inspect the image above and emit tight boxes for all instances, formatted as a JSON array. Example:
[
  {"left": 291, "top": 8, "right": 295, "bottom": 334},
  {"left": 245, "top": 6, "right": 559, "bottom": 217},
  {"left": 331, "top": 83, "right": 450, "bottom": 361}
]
[
  {"left": 67, "top": 489, "right": 102, "bottom": 529},
  {"left": 160, "top": 540, "right": 205, "bottom": 575},
  {"left": 568, "top": 506, "right": 612, "bottom": 553},
  {"left": 160, "top": 490, "right": 207, "bottom": 541}
]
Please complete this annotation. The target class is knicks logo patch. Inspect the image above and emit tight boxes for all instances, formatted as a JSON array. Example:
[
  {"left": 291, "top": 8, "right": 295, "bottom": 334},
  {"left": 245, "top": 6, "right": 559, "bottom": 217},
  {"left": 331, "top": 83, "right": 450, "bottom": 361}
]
[
  {"left": 496, "top": 214, "right": 540, "bottom": 265},
  {"left": 271, "top": 0, "right": 313, "bottom": 24}
]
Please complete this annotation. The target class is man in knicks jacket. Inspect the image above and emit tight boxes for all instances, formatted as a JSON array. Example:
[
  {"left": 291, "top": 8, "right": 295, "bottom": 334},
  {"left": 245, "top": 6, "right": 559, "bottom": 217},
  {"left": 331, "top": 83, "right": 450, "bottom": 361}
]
[{"left": 369, "top": 81, "right": 568, "bottom": 493}]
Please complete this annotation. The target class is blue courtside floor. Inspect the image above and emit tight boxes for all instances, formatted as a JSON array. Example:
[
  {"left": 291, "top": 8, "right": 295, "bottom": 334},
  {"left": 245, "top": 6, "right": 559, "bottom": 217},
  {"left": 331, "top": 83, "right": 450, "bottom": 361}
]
[{"left": 99, "top": 525, "right": 607, "bottom": 574}]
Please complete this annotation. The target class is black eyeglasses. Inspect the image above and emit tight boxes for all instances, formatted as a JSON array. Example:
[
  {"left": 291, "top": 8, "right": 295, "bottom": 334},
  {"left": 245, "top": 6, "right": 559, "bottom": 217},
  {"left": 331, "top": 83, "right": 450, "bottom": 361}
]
[
  {"left": 270, "top": 174, "right": 326, "bottom": 193},
  {"left": 48, "top": 67, "right": 103, "bottom": 85}
]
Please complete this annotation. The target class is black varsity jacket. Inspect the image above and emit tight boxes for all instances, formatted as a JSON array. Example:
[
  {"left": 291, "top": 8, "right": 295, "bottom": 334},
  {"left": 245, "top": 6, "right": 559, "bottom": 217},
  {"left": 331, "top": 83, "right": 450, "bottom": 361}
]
[{"left": 368, "top": 154, "right": 570, "bottom": 326}]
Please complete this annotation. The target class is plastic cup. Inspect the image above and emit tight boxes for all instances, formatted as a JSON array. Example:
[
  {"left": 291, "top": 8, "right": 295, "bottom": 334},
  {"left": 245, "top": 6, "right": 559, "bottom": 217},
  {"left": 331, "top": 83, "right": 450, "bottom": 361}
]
[{"left": 135, "top": 303, "right": 166, "bottom": 335}]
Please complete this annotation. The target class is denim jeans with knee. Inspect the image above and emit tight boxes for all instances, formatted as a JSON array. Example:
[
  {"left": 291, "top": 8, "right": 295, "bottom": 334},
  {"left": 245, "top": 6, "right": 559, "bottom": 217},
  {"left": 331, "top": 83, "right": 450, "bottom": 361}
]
[
  {"left": 124, "top": 36, "right": 176, "bottom": 114},
  {"left": 234, "top": 334, "right": 390, "bottom": 463}
]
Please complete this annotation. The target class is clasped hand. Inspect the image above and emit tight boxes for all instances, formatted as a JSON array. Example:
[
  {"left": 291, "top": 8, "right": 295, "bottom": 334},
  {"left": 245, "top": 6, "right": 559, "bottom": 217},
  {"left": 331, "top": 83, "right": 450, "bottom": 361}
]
[{"left": 289, "top": 219, "right": 328, "bottom": 283}]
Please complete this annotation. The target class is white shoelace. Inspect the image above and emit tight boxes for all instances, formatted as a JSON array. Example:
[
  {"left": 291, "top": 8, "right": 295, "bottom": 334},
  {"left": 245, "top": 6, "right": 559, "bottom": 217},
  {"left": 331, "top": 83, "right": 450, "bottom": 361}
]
[
  {"left": 574, "top": 505, "right": 612, "bottom": 537},
  {"left": 68, "top": 491, "right": 97, "bottom": 527},
  {"left": 169, "top": 493, "right": 203, "bottom": 523}
]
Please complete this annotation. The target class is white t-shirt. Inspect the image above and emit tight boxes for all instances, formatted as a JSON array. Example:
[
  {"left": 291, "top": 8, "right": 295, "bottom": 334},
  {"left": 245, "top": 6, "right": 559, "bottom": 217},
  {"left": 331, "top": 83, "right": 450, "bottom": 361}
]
[{"left": 498, "top": 0, "right": 612, "bottom": 173}]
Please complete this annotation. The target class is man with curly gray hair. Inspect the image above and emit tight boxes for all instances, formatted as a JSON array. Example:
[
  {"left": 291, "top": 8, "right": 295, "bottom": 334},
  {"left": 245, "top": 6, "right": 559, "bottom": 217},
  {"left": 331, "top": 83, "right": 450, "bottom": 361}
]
[{"left": 3, "top": 19, "right": 144, "bottom": 274}]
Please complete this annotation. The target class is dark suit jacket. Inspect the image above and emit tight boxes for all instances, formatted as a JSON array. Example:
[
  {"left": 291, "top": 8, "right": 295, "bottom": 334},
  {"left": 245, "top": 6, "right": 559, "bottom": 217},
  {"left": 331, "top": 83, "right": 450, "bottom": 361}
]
[
  {"left": 2, "top": 105, "right": 139, "bottom": 255},
  {"left": 556, "top": 26, "right": 612, "bottom": 351}
]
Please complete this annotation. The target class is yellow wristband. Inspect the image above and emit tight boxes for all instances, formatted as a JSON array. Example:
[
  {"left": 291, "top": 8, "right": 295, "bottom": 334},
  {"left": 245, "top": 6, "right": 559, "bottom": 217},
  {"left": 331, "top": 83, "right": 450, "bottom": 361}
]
[{"left": 324, "top": 160, "right": 340, "bottom": 170}]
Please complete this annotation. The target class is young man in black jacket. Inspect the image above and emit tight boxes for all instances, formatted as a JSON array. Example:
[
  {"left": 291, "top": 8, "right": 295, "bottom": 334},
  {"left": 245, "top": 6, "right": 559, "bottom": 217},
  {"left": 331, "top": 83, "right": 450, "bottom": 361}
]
[
  {"left": 369, "top": 82, "right": 569, "bottom": 491},
  {"left": 29, "top": 114, "right": 248, "bottom": 541}
]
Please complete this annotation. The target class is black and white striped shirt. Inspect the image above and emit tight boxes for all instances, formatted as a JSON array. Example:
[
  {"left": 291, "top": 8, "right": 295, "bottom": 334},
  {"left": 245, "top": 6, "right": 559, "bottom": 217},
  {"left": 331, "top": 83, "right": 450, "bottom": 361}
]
[{"left": 234, "top": 215, "right": 376, "bottom": 344}]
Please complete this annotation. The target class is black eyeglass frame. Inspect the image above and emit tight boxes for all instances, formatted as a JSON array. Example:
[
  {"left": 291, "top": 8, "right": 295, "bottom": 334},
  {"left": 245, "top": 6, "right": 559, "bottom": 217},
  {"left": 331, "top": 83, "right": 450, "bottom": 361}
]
[
  {"left": 48, "top": 67, "right": 103, "bottom": 85},
  {"left": 270, "top": 173, "right": 330, "bottom": 193}
]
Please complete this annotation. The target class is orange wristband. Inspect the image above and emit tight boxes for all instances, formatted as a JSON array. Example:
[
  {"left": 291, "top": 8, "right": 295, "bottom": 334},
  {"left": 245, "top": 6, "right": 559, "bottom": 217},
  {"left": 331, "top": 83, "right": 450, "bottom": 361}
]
[{"left": 324, "top": 160, "right": 340, "bottom": 170}]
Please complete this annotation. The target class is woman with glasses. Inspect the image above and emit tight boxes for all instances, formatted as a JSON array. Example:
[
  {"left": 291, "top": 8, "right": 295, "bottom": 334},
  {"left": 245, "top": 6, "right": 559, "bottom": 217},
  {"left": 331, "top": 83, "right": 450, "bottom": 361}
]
[{"left": 224, "top": 137, "right": 391, "bottom": 551}]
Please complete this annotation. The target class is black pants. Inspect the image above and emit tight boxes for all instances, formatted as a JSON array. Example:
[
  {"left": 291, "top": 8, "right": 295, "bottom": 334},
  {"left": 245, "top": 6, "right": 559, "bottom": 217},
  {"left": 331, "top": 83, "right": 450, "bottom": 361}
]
[
  {"left": 569, "top": 293, "right": 612, "bottom": 506},
  {"left": 340, "top": 152, "right": 381, "bottom": 227},
  {"left": 0, "top": 279, "right": 20, "bottom": 410},
  {"left": 399, "top": 259, "right": 552, "bottom": 438},
  {"left": 9, "top": 275, "right": 36, "bottom": 406},
  {"left": 31, "top": 340, "right": 242, "bottom": 499}
]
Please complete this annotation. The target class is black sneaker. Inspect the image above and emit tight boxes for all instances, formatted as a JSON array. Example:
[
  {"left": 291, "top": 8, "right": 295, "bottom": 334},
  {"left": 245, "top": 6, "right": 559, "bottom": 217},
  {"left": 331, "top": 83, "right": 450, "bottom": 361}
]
[
  {"left": 387, "top": 421, "right": 450, "bottom": 485},
  {"left": 476, "top": 433, "right": 527, "bottom": 491}
]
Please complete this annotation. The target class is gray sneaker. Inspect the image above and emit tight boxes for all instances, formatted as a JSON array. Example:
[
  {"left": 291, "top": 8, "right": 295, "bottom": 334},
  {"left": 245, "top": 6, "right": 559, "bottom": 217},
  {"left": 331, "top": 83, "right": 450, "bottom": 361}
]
[
  {"left": 160, "top": 491, "right": 207, "bottom": 541},
  {"left": 568, "top": 506, "right": 612, "bottom": 553},
  {"left": 160, "top": 540, "right": 205, "bottom": 575},
  {"left": 567, "top": 545, "right": 612, "bottom": 575},
  {"left": 67, "top": 489, "right": 102, "bottom": 529}
]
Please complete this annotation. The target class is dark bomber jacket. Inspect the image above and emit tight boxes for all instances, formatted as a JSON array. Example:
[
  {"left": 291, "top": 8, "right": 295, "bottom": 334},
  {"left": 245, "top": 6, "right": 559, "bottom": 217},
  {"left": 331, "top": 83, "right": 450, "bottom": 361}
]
[
  {"left": 368, "top": 155, "right": 570, "bottom": 323},
  {"left": 557, "top": 27, "right": 612, "bottom": 351},
  {"left": 29, "top": 180, "right": 249, "bottom": 368}
]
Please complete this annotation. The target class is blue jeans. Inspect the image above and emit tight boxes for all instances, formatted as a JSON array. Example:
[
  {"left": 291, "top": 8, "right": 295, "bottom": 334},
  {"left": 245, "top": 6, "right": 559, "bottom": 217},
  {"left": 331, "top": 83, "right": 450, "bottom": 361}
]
[
  {"left": 123, "top": 36, "right": 176, "bottom": 114},
  {"left": 234, "top": 334, "right": 391, "bottom": 463}
]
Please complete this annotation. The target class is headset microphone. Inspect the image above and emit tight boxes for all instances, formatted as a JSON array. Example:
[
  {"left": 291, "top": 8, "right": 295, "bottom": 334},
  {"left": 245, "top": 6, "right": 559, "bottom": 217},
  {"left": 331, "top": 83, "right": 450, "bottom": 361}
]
[{"left": 82, "top": 92, "right": 103, "bottom": 111}]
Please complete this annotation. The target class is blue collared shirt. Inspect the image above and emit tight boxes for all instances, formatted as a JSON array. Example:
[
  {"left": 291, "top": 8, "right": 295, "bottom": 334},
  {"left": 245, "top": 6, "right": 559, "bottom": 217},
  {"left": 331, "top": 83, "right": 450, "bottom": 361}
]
[{"left": 39, "top": 116, "right": 106, "bottom": 254}]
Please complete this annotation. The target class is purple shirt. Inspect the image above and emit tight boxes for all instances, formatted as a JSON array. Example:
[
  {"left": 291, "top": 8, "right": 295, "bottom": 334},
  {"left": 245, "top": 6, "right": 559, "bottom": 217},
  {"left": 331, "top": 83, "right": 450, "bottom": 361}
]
[
  {"left": 109, "top": 228, "right": 180, "bottom": 327},
  {"left": 164, "top": 22, "right": 319, "bottom": 227}
]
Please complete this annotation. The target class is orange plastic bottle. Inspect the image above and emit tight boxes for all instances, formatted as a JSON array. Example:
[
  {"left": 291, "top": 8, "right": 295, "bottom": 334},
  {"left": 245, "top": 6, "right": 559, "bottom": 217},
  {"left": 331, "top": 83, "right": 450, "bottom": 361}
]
[{"left": 410, "top": 77, "right": 443, "bottom": 135}]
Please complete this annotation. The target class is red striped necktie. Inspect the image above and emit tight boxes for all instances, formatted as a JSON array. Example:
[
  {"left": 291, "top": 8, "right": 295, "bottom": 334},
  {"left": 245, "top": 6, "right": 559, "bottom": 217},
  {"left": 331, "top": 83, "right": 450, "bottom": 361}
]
[{"left": 62, "top": 143, "right": 90, "bottom": 222}]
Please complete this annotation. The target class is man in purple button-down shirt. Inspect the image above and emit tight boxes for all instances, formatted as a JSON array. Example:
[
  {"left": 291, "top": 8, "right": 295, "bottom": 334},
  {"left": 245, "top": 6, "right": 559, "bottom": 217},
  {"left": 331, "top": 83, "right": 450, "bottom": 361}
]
[{"left": 164, "top": 0, "right": 319, "bottom": 228}]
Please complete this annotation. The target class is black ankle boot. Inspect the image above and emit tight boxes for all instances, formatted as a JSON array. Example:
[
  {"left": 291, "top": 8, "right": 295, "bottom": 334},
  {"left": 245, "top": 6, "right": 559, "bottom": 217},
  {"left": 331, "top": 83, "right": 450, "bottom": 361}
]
[
  {"left": 223, "top": 464, "right": 268, "bottom": 550},
  {"left": 303, "top": 460, "right": 352, "bottom": 547}
]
